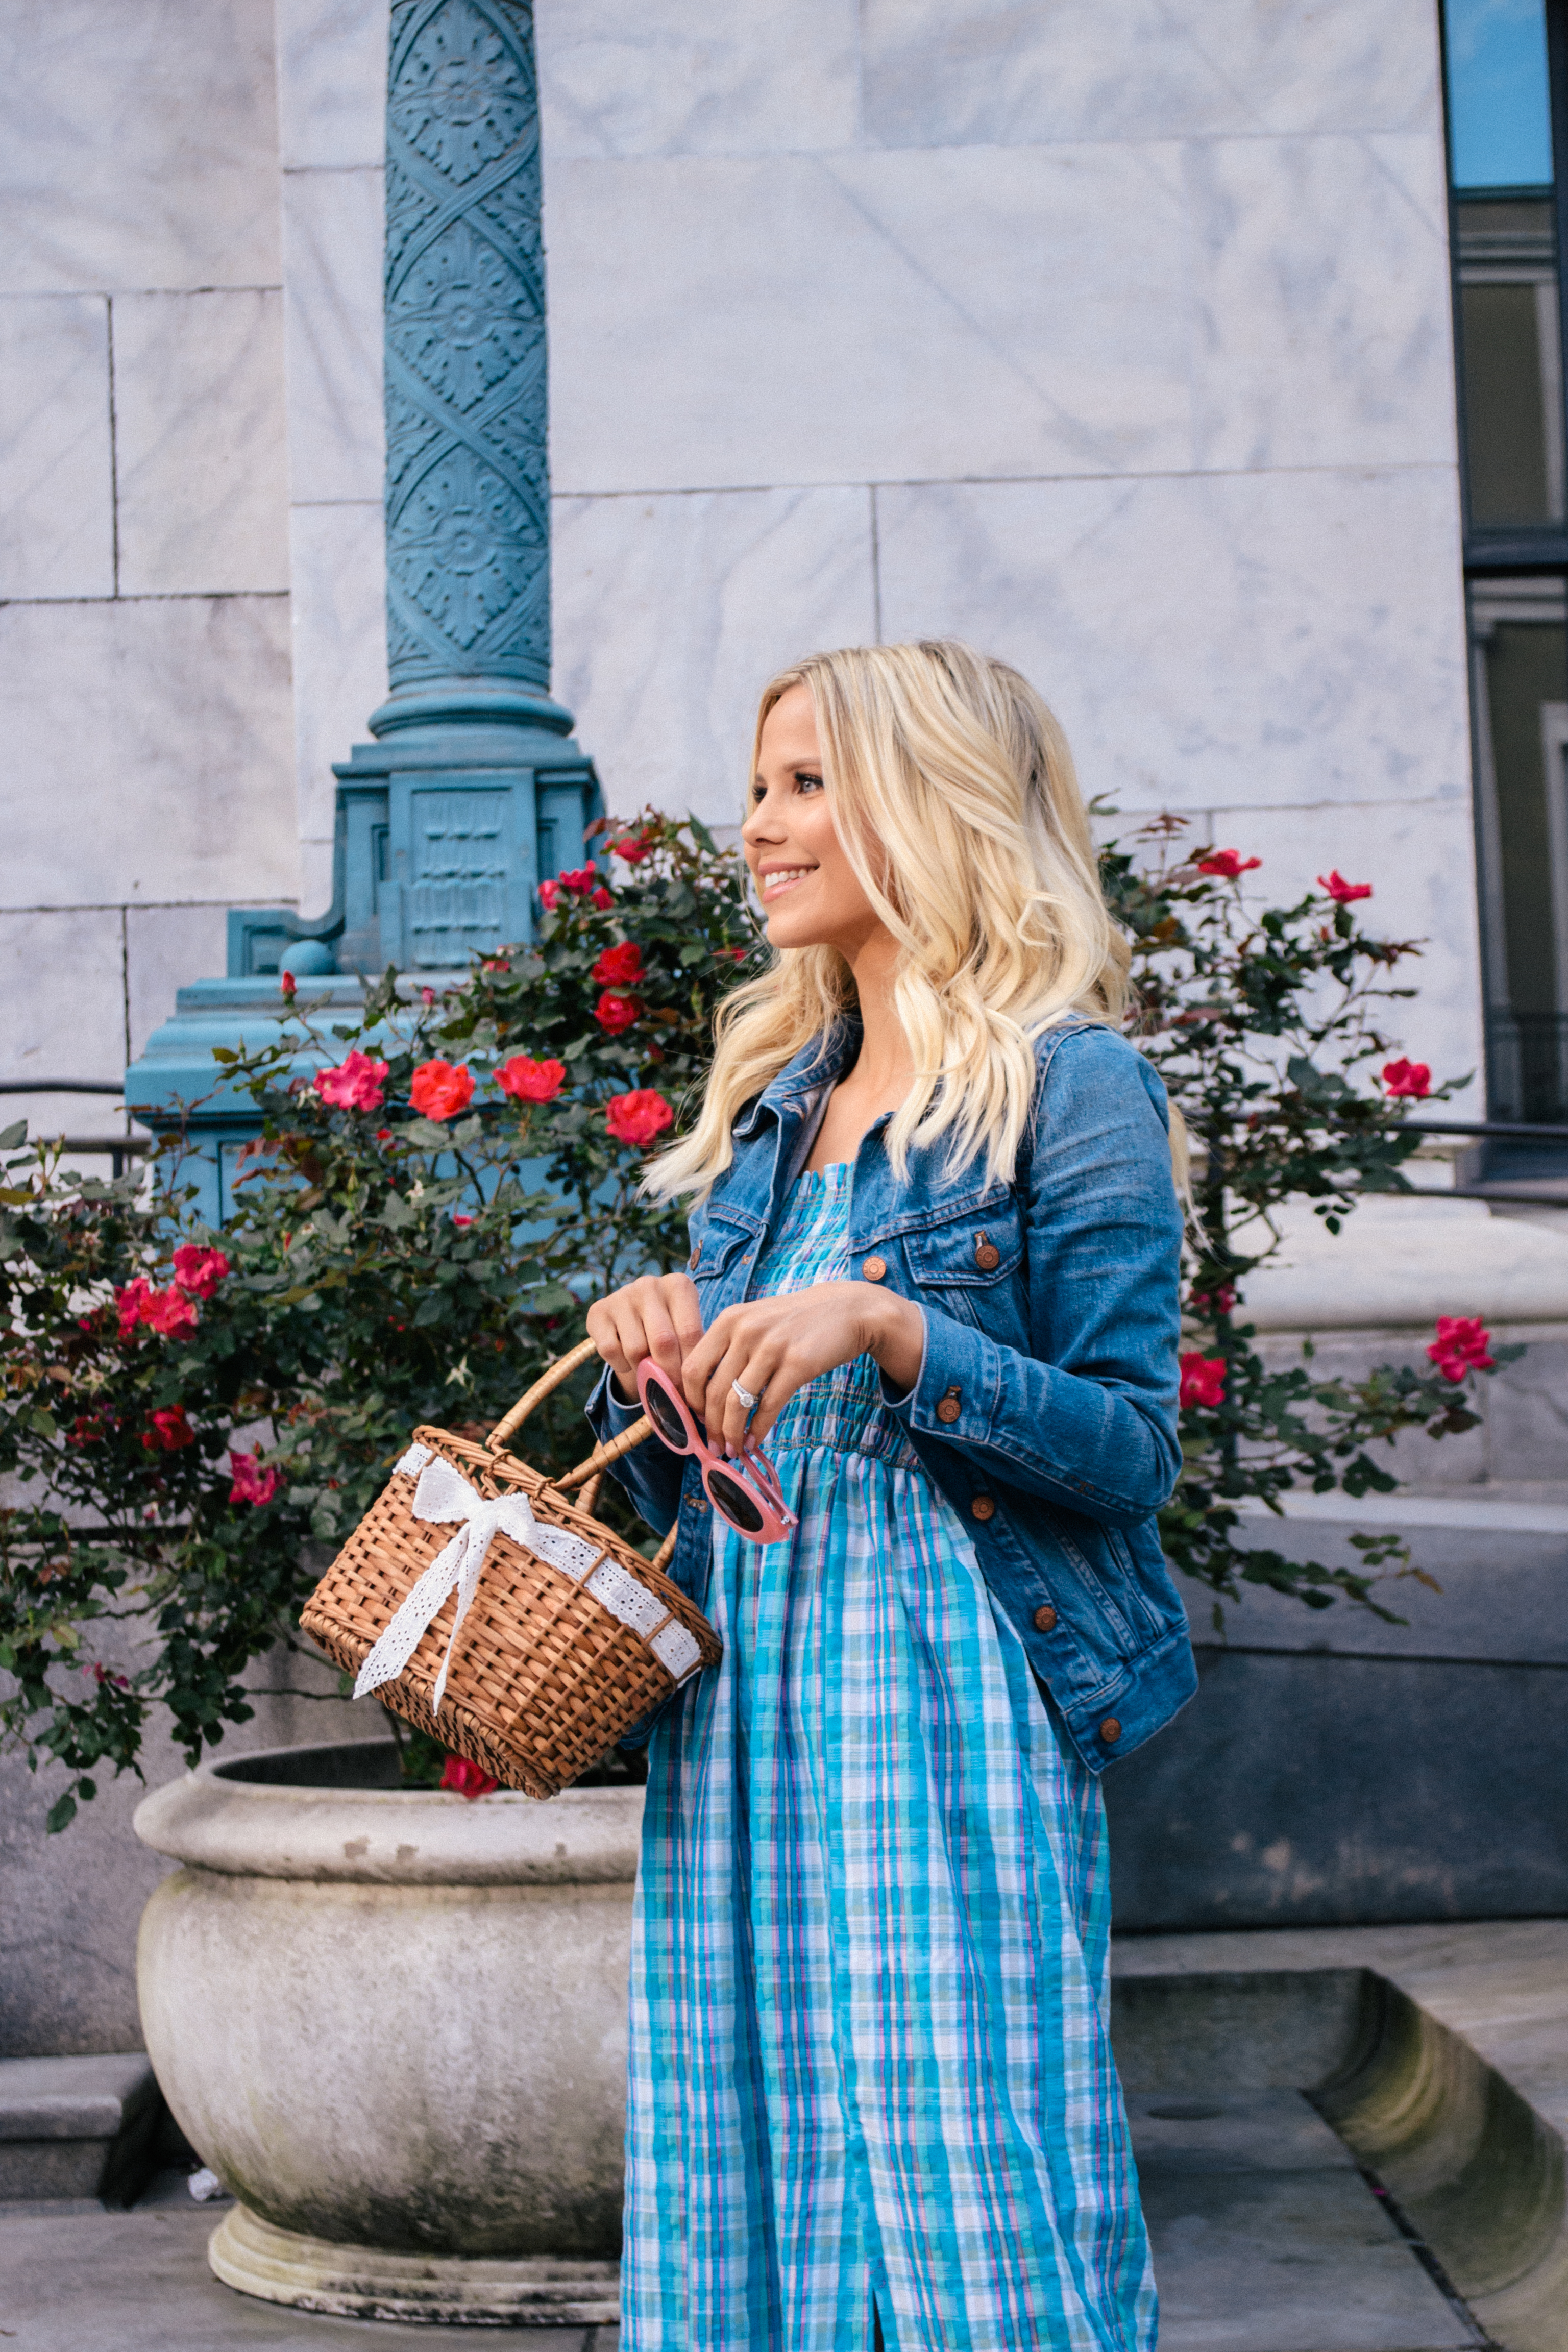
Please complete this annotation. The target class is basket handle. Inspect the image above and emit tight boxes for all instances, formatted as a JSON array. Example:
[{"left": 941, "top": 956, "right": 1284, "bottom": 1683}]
[
  {"left": 487, "top": 1334, "right": 657, "bottom": 1493},
  {"left": 485, "top": 1334, "right": 682, "bottom": 1581},
  {"left": 488, "top": 1335, "right": 604, "bottom": 1451}
]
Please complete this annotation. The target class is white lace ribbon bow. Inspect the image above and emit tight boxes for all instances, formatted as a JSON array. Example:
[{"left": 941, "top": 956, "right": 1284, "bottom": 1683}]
[{"left": 353, "top": 1454, "right": 546, "bottom": 1713}]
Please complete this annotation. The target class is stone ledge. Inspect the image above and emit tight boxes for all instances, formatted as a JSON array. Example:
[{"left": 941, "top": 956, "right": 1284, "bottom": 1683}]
[
  {"left": 0, "top": 2054, "right": 160, "bottom": 2205},
  {"left": 1111, "top": 1920, "right": 1568, "bottom": 2352}
]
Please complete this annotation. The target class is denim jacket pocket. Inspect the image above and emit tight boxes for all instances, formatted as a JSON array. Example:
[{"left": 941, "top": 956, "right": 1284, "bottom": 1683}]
[
  {"left": 684, "top": 1207, "right": 759, "bottom": 1316},
  {"left": 903, "top": 1202, "right": 1023, "bottom": 1288},
  {"left": 1039, "top": 1504, "right": 1160, "bottom": 1655}
]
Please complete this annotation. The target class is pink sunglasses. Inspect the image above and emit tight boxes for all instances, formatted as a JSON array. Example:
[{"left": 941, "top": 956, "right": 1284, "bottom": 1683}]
[{"left": 637, "top": 1360, "right": 798, "bottom": 1545}]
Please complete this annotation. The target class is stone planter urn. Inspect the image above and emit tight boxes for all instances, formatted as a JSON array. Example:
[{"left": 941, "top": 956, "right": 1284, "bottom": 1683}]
[{"left": 133, "top": 1737, "right": 642, "bottom": 2325}]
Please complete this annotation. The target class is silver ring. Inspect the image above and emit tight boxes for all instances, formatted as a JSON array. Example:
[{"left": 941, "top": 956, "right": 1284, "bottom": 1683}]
[{"left": 731, "top": 1378, "right": 761, "bottom": 1413}]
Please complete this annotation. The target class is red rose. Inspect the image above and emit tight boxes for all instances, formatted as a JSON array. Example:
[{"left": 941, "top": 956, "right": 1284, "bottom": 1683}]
[
  {"left": 409, "top": 1059, "right": 475, "bottom": 1121},
  {"left": 1178, "top": 1352, "right": 1227, "bottom": 1410},
  {"left": 1427, "top": 1315, "right": 1494, "bottom": 1383},
  {"left": 69, "top": 1414, "right": 105, "bottom": 1447},
  {"left": 315, "top": 1049, "right": 389, "bottom": 1112},
  {"left": 1197, "top": 850, "right": 1261, "bottom": 878},
  {"left": 1382, "top": 1058, "right": 1431, "bottom": 1100},
  {"left": 229, "top": 1449, "right": 279, "bottom": 1505},
  {"left": 605, "top": 1089, "right": 674, "bottom": 1148},
  {"left": 142, "top": 1286, "right": 199, "bottom": 1337},
  {"left": 496, "top": 1054, "right": 567, "bottom": 1104},
  {"left": 173, "top": 1244, "right": 230, "bottom": 1299},
  {"left": 592, "top": 886, "right": 614, "bottom": 910},
  {"left": 1190, "top": 1284, "right": 1236, "bottom": 1318},
  {"left": 116, "top": 1277, "right": 156, "bottom": 1337},
  {"left": 537, "top": 879, "right": 560, "bottom": 910},
  {"left": 612, "top": 830, "right": 655, "bottom": 864},
  {"left": 143, "top": 1404, "right": 194, "bottom": 1452},
  {"left": 595, "top": 990, "right": 642, "bottom": 1034},
  {"left": 280, "top": 970, "right": 297, "bottom": 1000},
  {"left": 1318, "top": 870, "right": 1373, "bottom": 903},
  {"left": 440, "top": 1755, "right": 499, "bottom": 1800},
  {"left": 593, "top": 941, "right": 644, "bottom": 987}
]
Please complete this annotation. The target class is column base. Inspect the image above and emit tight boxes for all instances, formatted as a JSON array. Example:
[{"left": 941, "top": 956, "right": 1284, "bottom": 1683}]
[{"left": 208, "top": 2203, "right": 621, "bottom": 2326}]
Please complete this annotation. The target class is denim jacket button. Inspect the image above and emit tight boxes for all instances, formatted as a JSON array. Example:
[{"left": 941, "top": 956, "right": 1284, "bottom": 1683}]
[
  {"left": 1099, "top": 1717, "right": 1122, "bottom": 1744},
  {"left": 862, "top": 1255, "right": 887, "bottom": 1282},
  {"left": 689, "top": 1243, "right": 701, "bottom": 1270},
  {"left": 970, "top": 1493, "right": 996, "bottom": 1522},
  {"left": 973, "top": 1233, "right": 1000, "bottom": 1271},
  {"left": 1033, "top": 1604, "right": 1057, "bottom": 1632},
  {"left": 936, "top": 1385, "right": 962, "bottom": 1424}
]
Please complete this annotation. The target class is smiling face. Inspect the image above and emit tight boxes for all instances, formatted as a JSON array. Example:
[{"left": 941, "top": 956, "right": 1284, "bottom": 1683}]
[{"left": 742, "top": 681, "right": 887, "bottom": 961}]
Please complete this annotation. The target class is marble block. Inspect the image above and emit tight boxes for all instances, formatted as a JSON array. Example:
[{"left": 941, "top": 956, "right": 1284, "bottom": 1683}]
[
  {"left": 536, "top": 0, "right": 858, "bottom": 158},
  {"left": 860, "top": 0, "right": 1440, "bottom": 149},
  {"left": 0, "top": 598, "right": 296, "bottom": 910},
  {"left": 546, "top": 142, "right": 1190, "bottom": 493},
  {"left": 126, "top": 905, "right": 233, "bottom": 1059},
  {"left": 287, "top": 501, "right": 388, "bottom": 891},
  {"left": 1189, "top": 133, "right": 1455, "bottom": 475},
  {"left": 1191, "top": 797, "right": 1486, "bottom": 1116},
  {"left": 279, "top": 166, "right": 385, "bottom": 506},
  {"left": 0, "top": 296, "right": 113, "bottom": 599},
  {"left": 275, "top": 0, "right": 388, "bottom": 170},
  {"left": 113, "top": 290, "right": 289, "bottom": 598},
  {"left": 0, "top": 913, "right": 128, "bottom": 1141},
  {"left": 874, "top": 468, "right": 1471, "bottom": 817},
  {"left": 552, "top": 484, "right": 876, "bottom": 825},
  {"left": 0, "top": 0, "right": 281, "bottom": 296}
]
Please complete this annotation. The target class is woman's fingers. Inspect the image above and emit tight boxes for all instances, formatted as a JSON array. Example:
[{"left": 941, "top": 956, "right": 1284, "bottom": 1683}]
[
  {"left": 707, "top": 1327, "right": 789, "bottom": 1455},
  {"left": 587, "top": 1273, "right": 707, "bottom": 1404}
]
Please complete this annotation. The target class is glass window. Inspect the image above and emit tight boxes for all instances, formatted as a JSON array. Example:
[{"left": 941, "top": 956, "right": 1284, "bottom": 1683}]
[
  {"left": 1456, "top": 201, "right": 1564, "bottom": 525},
  {"left": 1444, "top": 1, "right": 1568, "bottom": 1130},
  {"left": 1469, "top": 581, "right": 1568, "bottom": 1118},
  {"left": 1444, "top": 0, "right": 1554, "bottom": 190}
]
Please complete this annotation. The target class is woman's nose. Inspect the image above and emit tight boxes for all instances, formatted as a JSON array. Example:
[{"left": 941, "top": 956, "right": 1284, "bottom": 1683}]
[{"left": 742, "top": 790, "right": 785, "bottom": 843}]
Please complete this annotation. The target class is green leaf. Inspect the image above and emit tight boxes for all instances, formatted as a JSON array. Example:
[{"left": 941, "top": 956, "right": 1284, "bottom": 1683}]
[
  {"left": 45, "top": 1791, "right": 77, "bottom": 1834},
  {"left": 0, "top": 1119, "right": 28, "bottom": 1149}
]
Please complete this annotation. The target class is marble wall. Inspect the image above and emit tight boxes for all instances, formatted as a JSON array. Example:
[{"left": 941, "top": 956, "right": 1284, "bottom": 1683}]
[
  {"left": 0, "top": 0, "right": 1487, "bottom": 1115},
  {"left": 0, "top": 0, "right": 295, "bottom": 1149},
  {"left": 532, "top": 0, "right": 1482, "bottom": 1101}
]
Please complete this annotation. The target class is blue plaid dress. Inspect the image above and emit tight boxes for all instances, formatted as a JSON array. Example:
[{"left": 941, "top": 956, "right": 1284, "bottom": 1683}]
[{"left": 623, "top": 1163, "right": 1157, "bottom": 2350}]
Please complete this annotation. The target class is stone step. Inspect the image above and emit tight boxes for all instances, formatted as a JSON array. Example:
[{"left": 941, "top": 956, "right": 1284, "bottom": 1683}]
[{"left": 0, "top": 2053, "right": 162, "bottom": 2206}]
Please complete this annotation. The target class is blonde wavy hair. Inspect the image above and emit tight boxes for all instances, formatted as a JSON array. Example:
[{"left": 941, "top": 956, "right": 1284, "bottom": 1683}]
[{"left": 644, "top": 639, "right": 1138, "bottom": 1202}]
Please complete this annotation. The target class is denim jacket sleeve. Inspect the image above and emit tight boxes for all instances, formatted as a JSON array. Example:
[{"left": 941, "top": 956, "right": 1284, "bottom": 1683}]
[
  {"left": 884, "top": 1025, "right": 1183, "bottom": 1528},
  {"left": 583, "top": 1362, "right": 685, "bottom": 1536}
]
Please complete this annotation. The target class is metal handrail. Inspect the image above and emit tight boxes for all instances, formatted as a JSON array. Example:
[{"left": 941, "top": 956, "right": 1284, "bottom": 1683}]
[
  {"left": 1404, "top": 1117, "right": 1568, "bottom": 1142},
  {"left": 0, "top": 1079, "right": 127, "bottom": 1095}
]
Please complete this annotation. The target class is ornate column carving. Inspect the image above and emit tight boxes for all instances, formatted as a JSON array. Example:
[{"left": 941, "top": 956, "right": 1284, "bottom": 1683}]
[{"left": 382, "top": 0, "right": 552, "bottom": 705}]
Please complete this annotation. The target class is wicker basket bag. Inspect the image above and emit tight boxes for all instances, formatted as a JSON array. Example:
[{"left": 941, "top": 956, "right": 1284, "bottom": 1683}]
[{"left": 299, "top": 1337, "right": 718, "bottom": 1799}]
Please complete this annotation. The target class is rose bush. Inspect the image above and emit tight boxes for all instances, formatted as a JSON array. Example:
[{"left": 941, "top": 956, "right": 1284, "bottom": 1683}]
[
  {"left": 1106, "top": 814, "right": 1520, "bottom": 1618},
  {"left": 0, "top": 806, "right": 1513, "bottom": 1823}
]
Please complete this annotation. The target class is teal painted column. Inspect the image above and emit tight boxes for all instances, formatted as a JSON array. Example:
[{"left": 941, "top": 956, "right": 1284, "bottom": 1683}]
[
  {"left": 380, "top": 0, "right": 558, "bottom": 724},
  {"left": 229, "top": 0, "right": 600, "bottom": 980},
  {"left": 129, "top": 0, "right": 601, "bottom": 1210}
]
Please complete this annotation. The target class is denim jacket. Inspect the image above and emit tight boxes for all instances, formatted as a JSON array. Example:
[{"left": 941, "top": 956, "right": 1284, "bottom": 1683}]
[{"left": 586, "top": 1018, "right": 1197, "bottom": 1772}]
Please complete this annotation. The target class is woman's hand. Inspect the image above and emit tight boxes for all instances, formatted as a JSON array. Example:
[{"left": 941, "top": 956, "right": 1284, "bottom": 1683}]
[
  {"left": 682, "top": 1282, "right": 925, "bottom": 1454},
  {"left": 585, "top": 1272, "right": 705, "bottom": 1405}
]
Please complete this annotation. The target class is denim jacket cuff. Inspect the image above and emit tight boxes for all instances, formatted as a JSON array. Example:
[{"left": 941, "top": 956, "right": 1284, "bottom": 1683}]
[
  {"left": 884, "top": 1306, "right": 995, "bottom": 1441},
  {"left": 586, "top": 1359, "right": 643, "bottom": 1433},
  {"left": 876, "top": 1305, "right": 929, "bottom": 1410}
]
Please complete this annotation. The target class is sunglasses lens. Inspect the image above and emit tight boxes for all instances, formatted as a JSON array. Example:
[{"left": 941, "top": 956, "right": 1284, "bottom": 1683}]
[
  {"left": 707, "top": 1467, "right": 766, "bottom": 1535},
  {"left": 645, "top": 1380, "right": 690, "bottom": 1449}
]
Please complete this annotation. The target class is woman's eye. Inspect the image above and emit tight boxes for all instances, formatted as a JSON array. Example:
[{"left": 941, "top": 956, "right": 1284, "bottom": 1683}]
[{"left": 795, "top": 771, "right": 824, "bottom": 795}]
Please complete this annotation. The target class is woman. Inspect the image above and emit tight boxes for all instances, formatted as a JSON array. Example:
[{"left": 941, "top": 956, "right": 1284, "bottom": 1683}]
[{"left": 585, "top": 641, "right": 1193, "bottom": 2351}]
